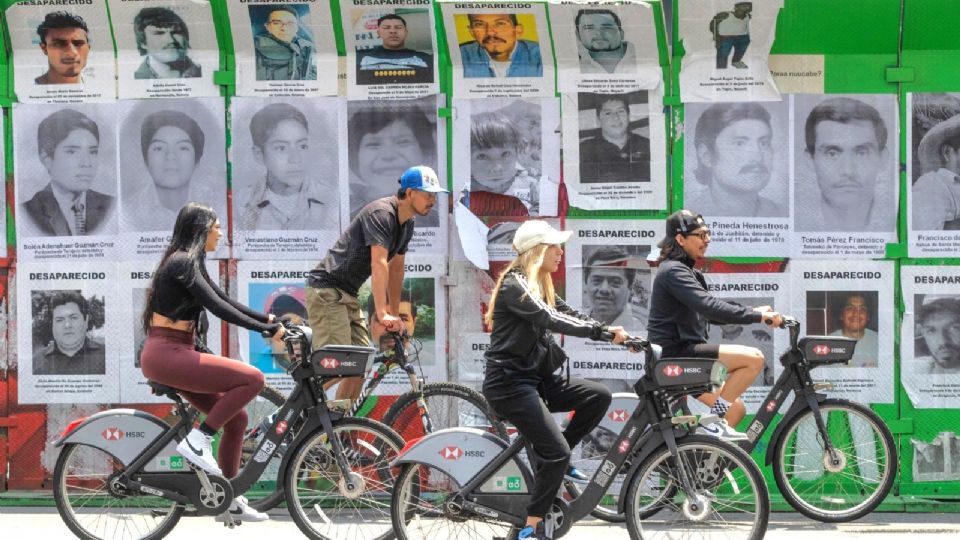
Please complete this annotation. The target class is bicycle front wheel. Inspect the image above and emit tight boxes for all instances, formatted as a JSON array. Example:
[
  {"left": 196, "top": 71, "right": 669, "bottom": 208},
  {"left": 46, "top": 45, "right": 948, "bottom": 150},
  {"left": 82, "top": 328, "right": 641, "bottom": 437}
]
[
  {"left": 625, "top": 434, "right": 769, "bottom": 540},
  {"left": 773, "top": 398, "right": 896, "bottom": 522},
  {"left": 383, "top": 382, "right": 507, "bottom": 441},
  {"left": 285, "top": 417, "right": 404, "bottom": 540},
  {"left": 241, "top": 384, "right": 289, "bottom": 512},
  {"left": 54, "top": 443, "right": 183, "bottom": 540},
  {"left": 391, "top": 461, "right": 514, "bottom": 540}
]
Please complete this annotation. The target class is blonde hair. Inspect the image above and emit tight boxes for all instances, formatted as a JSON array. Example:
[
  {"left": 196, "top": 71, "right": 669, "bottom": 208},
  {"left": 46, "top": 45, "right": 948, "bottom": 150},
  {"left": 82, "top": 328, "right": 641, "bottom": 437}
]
[{"left": 483, "top": 243, "right": 556, "bottom": 328}]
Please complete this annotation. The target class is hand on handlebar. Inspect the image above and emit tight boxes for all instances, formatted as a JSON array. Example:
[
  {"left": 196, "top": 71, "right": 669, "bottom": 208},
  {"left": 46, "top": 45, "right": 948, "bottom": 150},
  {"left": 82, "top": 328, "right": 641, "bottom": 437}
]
[
  {"left": 607, "top": 325, "right": 629, "bottom": 345},
  {"left": 379, "top": 312, "right": 405, "bottom": 333},
  {"left": 271, "top": 324, "right": 286, "bottom": 343},
  {"left": 762, "top": 312, "right": 784, "bottom": 328}
]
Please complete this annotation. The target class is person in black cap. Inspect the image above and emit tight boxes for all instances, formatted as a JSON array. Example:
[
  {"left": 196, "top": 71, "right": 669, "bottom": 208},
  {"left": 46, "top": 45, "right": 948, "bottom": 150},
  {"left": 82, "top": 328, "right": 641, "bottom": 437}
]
[{"left": 647, "top": 209, "right": 782, "bottom": 440}]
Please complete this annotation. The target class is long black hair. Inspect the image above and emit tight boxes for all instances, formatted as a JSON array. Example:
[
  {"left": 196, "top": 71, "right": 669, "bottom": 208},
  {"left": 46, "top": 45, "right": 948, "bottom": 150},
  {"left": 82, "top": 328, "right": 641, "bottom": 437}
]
[{"left": 141, "top": 202, "right": 218, "bottom": 333}]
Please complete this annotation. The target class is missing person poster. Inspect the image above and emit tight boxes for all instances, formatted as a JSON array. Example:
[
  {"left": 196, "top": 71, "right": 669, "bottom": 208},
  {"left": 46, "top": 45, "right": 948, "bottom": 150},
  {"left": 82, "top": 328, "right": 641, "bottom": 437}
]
[
  {"left": 344, "top": 94, "right": 448, "bottom": 254},
  {"left": 7, "top": 1, "right": 117, "bottom": 103},
  {"left": 452, "top": 96, "right": 560, "bottom": 219},
  {"left": 14, "top": 102, "right": 119, "bottom": 262},
  {"left": 111, "top": 0, "right": 219, "bottom": 99},
  {"left": 447, "top": 260, "right": 497, "bottom": 382},
  {"left": 232, "top": 96, "right": 343, "bottom": 260},
  {"left": 791, "top": 94, "right": 898, "bottom": 258},
  {"left": 677, "top": 0, "right": 783, "bottom": 103},
  {"left": 355, "top": 255, "right": 447, "bottom": 394},
  {"left": 17, "top": 261, "right": 120, "bottom": 404},
  {"left": 119, "top": 98, "right": 227, "bottom": 259},
  {"left": 550, "top": 1, "right": 665, "bottom": 95},
  {"left": 441, "top": 2, "right": 556, "bottom": 99},
  {"left": 907, "top": 93, "right": 960, "bottom": 258},
  {"left": 118, "top": 260, "right": 222, "bottom": 403},
  {"left": 228, "top": 0, "right": 338, "bottom": 98},
  {"left": 564, "top": 219, "right": 661, "bottom": 381},
  {"left": 561, "top": 89, "right": 668, "bottom": 211},
  {"left": 683, "top": 100, "right": 789, "bottom": 257},
  {"left": 901, "top": 265, "right": 960, "bottom": 409},
  {"left": 702, "top": 272, "right": 789, "bottom": 412},
  {"left": 342, "top": 0, "right": 439, "bottom": 100},
  {"left": 790, "top": 260, "right": 895, "bottom": 405},
  {"left": 236, "top": 260, "right": 311, "bottom": 395}
]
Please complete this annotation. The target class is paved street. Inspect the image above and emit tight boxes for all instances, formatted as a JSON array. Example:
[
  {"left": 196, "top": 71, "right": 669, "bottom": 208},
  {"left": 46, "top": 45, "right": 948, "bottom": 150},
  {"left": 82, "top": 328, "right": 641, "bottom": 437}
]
[{"left": 2, "top": 508, "right": 960, "bottom": 539}]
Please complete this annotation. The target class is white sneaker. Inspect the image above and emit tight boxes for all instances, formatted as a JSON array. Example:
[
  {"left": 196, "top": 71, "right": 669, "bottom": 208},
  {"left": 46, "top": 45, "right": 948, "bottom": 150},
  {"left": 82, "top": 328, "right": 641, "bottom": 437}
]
[
  {"left": 176, "top": 429, "right": 222, "bottom": 476},
  {"left": 697, "top": 419, "right": 749, "bottom": 441},
  {"left": 216, "top": 496, "right": 269, "bottom": 525}
]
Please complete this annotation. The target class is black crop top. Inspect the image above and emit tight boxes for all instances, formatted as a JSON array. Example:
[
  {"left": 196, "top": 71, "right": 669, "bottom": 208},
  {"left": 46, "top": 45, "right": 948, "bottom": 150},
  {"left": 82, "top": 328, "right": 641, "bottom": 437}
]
[{"left": 150, "top": 252, "right": 279, "bottom": 335}]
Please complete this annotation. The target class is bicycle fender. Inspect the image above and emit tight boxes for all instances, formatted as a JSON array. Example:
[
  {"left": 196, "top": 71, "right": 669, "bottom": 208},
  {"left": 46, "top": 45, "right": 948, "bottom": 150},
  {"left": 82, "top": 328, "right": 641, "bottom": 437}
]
[
  {"left": 616, "top": 430, "right": 667, "bottom": 514},
  {"left": 392, "top": 427, "right": 533, "bottom": 493},
  {"left": 763, "top": 392, "right": 827, "bottom": 466},
  {"left": 54, "top": 409, "right": 170, "bottom": 468}
]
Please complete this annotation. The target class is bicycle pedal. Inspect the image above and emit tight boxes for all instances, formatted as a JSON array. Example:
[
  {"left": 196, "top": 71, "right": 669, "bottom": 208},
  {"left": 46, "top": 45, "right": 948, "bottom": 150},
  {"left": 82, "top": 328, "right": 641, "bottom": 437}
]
[{"left": 698, "top": 413, "right": 720, "bottom": 425}]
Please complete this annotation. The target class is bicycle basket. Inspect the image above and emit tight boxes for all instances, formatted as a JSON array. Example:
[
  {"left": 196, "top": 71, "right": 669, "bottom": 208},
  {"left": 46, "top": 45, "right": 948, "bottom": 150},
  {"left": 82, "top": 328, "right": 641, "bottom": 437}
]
[
  {"left": 309, "top": 345, "right": 376, "bottom": 378},
  {"left": 799, "top": 336, "right": 856, "bottom": 365},
  {"left": 649, "top": 359, "right": 725, "bottom": 397}
]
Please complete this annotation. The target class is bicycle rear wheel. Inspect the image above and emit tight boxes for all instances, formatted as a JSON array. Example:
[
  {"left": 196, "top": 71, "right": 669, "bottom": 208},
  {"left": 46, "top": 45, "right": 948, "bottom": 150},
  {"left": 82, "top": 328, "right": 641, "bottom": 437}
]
[
  {"left": 624, "top": 434, "right": 769, "bottom": 540},
  {"left": 285, "top": 417, "right": 404, "bottom": 540},
  {"left": 391, "top": 461, "right": 514, "bottom": 540},
  {"left": 383, "top": 382, "right": 507, "bottom": 441},
  {"left": 240, "top": 385, "right": 289, "bottom": 512},
  {"left": 54, "top": 443, "right": 183, "bottom": 540},
  {"left": 773, "top": 398, "right": 896, "bottom": 522}
]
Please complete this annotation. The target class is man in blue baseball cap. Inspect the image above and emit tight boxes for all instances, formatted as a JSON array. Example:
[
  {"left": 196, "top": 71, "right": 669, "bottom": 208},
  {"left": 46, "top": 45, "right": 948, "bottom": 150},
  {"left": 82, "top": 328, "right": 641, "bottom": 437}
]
[{"left": 306, "top": 165, "right": 446, "bottom": 401}]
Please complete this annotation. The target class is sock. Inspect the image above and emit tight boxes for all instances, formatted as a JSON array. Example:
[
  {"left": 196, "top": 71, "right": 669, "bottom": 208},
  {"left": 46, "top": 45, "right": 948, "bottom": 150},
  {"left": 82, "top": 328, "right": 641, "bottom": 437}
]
[
  {"left": 710, "top": 397, "right": 730, "bottom": 419},
  {"left": 198, "top": 422, "right": 217, "bottom": 437}
]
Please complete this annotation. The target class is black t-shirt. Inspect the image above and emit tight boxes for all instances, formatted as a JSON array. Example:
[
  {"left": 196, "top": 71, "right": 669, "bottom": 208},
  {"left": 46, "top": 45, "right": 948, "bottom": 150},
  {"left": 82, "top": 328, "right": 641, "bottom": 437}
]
[{"left": 307, "top": 196, "right": 415, "bottom": 296}]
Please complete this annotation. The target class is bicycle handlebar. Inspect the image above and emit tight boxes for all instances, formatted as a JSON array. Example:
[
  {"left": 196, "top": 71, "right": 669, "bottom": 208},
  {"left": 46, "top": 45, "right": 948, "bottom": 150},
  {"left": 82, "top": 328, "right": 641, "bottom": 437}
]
[{"left": 599, "top": 330, "right": 650, "bottom": 352}]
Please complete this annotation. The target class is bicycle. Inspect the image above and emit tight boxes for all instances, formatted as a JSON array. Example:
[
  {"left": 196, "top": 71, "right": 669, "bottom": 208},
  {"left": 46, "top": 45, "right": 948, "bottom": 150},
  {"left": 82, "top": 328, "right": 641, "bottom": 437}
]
[
  {"left": 243, "top": 329, "right": 506, "bottom": 511},
  {"left": 52, "top": 323, "right": 404, "bottom": 540},
  {"left": 390, "top": 335, "right": 770, "bottom": 540},
  {"left": 569, "top": 315, "right": 897, "bottom": 523}
]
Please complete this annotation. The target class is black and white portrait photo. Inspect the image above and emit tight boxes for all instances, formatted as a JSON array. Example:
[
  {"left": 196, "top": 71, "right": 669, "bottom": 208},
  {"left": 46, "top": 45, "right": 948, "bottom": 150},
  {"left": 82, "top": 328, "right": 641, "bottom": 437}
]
[
  {"left": 31, "top": 289, "right": 105, "bottom": 376},
  {"left": 684, "top": 101, "right": 789, "bottom": 218},
  {"left": 353, "top": 9, "right": 434, "bottom": 85},
  {"left": 912, "top": 294, "right": 960, "bottom": 375},
  {"left": 580, "top": 244, "right": 650, "bottom": 332},
  {"left": 577, "top": 91, "right": 651, "bottom": 184},
  {"left": 249, "top": 4, "right": 317, "bottom": 81},
  {"left": 806, "top": 290, "right": 879, "bottom": 368},
  {"left": 794, "top": 94, "right": 897, "bottom": 234},
  {"left": 233, "top": 98, "right": 339, "bottom": 232},
  {"left": 911, "top": 93, "right": 960, "bottom": 231},
  {"left": 119, "top": 98, "right": 226, "bottom": 233},
  {"left": 131, "top": 7, "right": 201, "bottom": 79},
  {"left": 6, "top": 1, "right": 118, "bottom": 102},
  {"left": 15, "top": 104, "right": 117, "bottom": 239},
  {"left": 348, "top": 96, "right": 440, "bottom": 226}
]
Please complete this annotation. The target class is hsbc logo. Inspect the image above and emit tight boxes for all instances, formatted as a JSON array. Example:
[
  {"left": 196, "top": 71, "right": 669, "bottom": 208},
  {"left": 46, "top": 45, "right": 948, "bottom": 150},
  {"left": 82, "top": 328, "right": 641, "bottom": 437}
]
[
  {"left": 439, "top": 446, "right": 463, "bottom": 460},
  {"left": 765, "top": 400, "right": 777, "bottom": 413},
  {"left": 663, "top": 365, "right": 682, "bottom": 377},
  {"left": 608, "top": 409, "right": 628, "bottom": 422},
  {"left": 276, "top": 421, "right": 288, "bottom": 436},
  {"left": 101, "top": 428, "right": 124, "bottom": 441},
  {"left": 319, "top": 357, "right": 340, "bottom": 369},
  {"left": 618, "top": 439, "right": 630, "bottom": 454},
  {"left": 813, "top": 345, "right": 830, "bottom": 356}
]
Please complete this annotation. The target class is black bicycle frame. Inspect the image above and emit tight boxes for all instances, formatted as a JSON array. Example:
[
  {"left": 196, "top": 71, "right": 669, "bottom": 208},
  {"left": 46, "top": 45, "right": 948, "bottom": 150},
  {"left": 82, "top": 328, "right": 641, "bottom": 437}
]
[{"left": 449, "top": 382, "right": 702, "bottom": 527}]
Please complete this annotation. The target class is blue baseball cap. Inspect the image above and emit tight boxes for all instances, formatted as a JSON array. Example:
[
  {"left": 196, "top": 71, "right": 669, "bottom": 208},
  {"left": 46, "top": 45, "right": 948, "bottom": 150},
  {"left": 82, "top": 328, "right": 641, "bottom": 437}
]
[{"left": 399, "top": 165, "right": 448, "bottom": 193}]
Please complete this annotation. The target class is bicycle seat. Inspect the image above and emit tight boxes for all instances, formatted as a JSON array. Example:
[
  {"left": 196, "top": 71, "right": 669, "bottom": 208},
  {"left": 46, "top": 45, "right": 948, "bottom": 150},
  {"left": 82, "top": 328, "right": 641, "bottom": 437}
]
[
  {"left": 798, "top": 336, "right": 857, "bottom": 365},
  {"left": 147, "top": 381, "right": 184, "bottom": 401}
]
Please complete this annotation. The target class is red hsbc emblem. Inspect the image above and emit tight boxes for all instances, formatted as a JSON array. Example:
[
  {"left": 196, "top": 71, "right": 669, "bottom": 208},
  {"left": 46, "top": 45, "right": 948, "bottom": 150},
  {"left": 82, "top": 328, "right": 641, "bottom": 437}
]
[
  {"left": 320, "top": 357, "right": 340, "bottom": 369},
  {"left": 765, "top": 400, "right": 777, "bottom": 413},
  {"left": 276, "top": 421, "right": 288, "bottom": 436},
  {"left": 608, "top": 409, "right": 628, "bottom": 422},
  {"left": 439, "top": 446, "right": 463, "bottom": 460},
  {"left": 813, "top": 345, "right": 830, "bottom": 356},
  {"left": 663, "top": 365, "right": 682, "bottom": 377},
  {"left": 618, "top": 439, "right": 631, "bottom": 454},
  {"left": 101, "top": 428, "right": 124, "bottom": 441}
]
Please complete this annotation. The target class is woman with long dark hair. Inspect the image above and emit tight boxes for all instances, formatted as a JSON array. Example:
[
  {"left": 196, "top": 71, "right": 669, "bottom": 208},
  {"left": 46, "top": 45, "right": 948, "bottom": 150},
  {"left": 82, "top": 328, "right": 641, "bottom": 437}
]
[
  {"left": 648, "top": 209, "right": 782, "bottom": 440},
  {"left": 139, "top": 202, "right": 283, "bottom": 524}
]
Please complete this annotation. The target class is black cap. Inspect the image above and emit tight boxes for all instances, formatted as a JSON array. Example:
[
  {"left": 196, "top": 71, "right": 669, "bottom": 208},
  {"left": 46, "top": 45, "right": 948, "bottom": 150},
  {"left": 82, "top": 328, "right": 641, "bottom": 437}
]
[{"left": 658, "top": 210, "right": 706, "bottom": 248}]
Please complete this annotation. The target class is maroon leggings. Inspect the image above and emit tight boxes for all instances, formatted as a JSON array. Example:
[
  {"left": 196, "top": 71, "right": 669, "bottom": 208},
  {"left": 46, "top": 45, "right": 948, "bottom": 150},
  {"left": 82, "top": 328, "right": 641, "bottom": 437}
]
[{"left": 140, "top": 327, "right": 265, "bottom": 478}]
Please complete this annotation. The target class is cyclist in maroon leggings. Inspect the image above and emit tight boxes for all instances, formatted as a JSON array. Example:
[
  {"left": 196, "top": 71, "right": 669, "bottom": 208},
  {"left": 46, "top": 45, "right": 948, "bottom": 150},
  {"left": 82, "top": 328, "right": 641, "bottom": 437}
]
[{"left": 139, "top": 202, "right": 284, "bottom": 524}]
